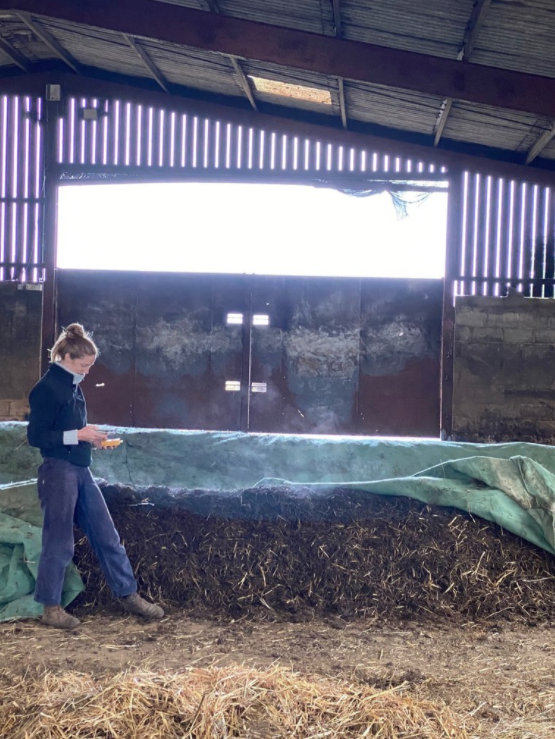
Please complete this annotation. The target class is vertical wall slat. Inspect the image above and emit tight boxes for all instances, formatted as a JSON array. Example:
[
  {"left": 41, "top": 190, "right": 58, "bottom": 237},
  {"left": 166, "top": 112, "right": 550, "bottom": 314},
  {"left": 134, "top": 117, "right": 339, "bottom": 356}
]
[
  {"left": 461, "top": 173, "right": 477, "bottom": 296},
  {"left": 505, "top": 180, "right": 519, "bottom": 291},
  {"left": 205, "top": 118, "right": 217, "bottom": 169},
  {"left": 186, "top": 115, "right": 197, "bottom": 168},
  {"left": 499, "top": 180, "right": 516, "bottom": 294},
  {"left": 523, "top": 183, "right": 535, "bottom": 296},
  {"left": 485, "top": 177, "right": 499, "bottom": 297},
  {"left": 545, "top": 188, "right": 555, "bottom": 298},
  {"left": 475, "top": 174, "right": 489, "bottom": 294},
  {"left": 5, "top": 97, "right": 17, "bottom": 280},
  {"left": 13, "top": 97, "right": 26, "bottom": 280}
]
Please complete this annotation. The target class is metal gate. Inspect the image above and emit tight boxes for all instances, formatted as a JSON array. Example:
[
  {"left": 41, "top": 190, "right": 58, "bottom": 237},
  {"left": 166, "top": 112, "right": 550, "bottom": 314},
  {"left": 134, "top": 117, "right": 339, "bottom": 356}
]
[{"left": 57, "top": 270, "right": 441, "bottom": 436}]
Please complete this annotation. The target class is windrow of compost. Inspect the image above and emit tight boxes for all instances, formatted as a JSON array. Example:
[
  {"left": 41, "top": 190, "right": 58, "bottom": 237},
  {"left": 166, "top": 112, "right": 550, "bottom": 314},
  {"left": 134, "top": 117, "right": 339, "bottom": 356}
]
[{"left": 71, "top": 482, "right": 555, "bottom": 624}]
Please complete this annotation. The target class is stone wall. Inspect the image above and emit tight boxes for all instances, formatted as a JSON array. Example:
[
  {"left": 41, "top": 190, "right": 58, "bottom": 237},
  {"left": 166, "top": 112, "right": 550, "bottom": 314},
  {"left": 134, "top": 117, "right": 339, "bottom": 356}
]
[
  {"left": 0, "top": 283, "right": 42, "bottom": 421},
  {"left": 453, "top": 292, "right": 555, "bottom": 443}
]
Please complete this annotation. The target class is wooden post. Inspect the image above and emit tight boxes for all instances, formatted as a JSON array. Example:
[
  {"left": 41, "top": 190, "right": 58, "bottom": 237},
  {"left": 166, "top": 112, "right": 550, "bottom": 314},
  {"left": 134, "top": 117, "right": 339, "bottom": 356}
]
[
  {"left": 40, "top": 96, "right": 60, "bottom": 375},
  {"left": 440, "top": 170, "right": 463, "bottom": 440}
]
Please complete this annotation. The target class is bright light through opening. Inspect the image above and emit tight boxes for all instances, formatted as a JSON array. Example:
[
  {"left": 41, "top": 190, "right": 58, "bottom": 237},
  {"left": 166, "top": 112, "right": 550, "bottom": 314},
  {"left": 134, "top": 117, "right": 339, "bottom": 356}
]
[{"left": 57, "top": 182, "right": 447, "bottom": 278}]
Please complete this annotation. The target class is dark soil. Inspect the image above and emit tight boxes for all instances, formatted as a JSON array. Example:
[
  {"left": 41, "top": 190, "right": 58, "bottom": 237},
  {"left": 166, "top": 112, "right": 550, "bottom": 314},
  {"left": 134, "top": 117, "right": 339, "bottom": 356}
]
[{"left": 70, "top": 483, "right": 555, "bottom": 626}]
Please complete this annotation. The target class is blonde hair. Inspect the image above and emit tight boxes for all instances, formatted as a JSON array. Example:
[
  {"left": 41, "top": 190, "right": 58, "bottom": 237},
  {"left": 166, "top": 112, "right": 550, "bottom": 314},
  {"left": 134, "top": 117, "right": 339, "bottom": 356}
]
[{"left": 50, "top": 323, "right": 98, "bottom": 362}]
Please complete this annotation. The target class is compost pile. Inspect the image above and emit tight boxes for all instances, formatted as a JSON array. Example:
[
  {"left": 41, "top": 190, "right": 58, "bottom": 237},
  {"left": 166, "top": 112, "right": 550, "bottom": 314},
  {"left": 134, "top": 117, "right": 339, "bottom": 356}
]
[{"left": 72, "top": 483, "right": 555, "bottom": 624}]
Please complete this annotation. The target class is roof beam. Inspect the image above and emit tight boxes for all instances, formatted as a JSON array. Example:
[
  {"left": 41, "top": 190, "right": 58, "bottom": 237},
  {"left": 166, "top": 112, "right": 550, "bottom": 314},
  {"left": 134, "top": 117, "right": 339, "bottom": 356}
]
[
  {"left": 331, "top": 0, "right": 347, "bottom": 129},
  {"left": 0, "top": 34, "right": 30, "bottom": 71},
  {"left": 2, "top": 1, "right": 555, "bottom": 119},
  {"left": 434, "top": 0, "right": 492, "bottom": 146},
  {"left": 15, "top": 11, "right": 80, "bottom": 73},
  {"left": 124, "top": 34, "right": 168, "bottom": 93},
  {"left": 4, "top": 70, "right": 555, "bottom": 187},
  {"left": 526, "top": 123, "right": 555, "bottom": 164}
]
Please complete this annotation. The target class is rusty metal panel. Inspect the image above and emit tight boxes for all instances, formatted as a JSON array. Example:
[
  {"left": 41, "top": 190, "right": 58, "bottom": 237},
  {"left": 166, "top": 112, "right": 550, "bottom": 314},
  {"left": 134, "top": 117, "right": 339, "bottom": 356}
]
[
  {"left": 133, "top": 272, "right": 246, "bottom": 430},
  {"left": 57, "top": 270, "right": 442, "bottom": 436},
  {"left": 248, "top": 276, "right": 361, "bottom": 434},
  {"left": 56, "top": 270, "right": 137, "bottom": 426},
  {"left": 358, "top": 279, "right": 442, "bottom": 437}
]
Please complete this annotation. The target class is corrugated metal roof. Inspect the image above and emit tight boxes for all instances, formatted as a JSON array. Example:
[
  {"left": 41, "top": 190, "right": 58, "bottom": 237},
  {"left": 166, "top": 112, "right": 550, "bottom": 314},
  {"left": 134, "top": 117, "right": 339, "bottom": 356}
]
[
  {"left": 340, "top": 0, "right": 474, "bottom": 58},
  {"left": 138, "top": 39, "right": 243, "bottom": 98},
  {"left": 40, "top": 19, "right": 148, "bottom": 77},
  {"left": 0, "top": 17, "right": 49, "bottom": 64},
  {"left": 471, "top": 0, "right": 555, "bottom": 79},
  {"left": 345, "top": 82, "right": 442, "bottom": 135},
  {"left": 442, "top": 102, "right": 550, "bottom": 152}
]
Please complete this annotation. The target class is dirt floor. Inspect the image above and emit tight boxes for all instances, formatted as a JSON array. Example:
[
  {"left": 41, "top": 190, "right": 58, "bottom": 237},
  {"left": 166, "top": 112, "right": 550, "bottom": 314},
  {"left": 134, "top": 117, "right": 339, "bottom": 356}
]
[{"left": 1, "top": 611, "right": 554, "bottom": 737}]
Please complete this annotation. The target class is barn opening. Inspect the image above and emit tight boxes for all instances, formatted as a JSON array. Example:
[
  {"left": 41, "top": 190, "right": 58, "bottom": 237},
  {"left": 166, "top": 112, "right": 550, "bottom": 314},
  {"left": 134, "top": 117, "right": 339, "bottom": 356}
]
[{"left": 57, "top": 182, "right": 448, "bottom": 278}]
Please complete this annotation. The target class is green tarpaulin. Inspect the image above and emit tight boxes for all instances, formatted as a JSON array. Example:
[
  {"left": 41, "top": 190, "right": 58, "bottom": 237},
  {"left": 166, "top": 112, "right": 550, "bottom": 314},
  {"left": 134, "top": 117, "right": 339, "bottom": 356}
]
[
  {"left": 0, "top": 481, "right": 85, "bottom": 621},
  {"left": 2, "top": 422, "right": 555, "bottom": 621}
]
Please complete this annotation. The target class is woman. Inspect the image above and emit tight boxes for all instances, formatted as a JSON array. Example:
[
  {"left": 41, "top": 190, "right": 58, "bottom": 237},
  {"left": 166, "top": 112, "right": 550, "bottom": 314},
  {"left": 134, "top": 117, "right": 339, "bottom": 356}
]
[{"left": 27, "top": 323, "right": 163, "bottom": 629}]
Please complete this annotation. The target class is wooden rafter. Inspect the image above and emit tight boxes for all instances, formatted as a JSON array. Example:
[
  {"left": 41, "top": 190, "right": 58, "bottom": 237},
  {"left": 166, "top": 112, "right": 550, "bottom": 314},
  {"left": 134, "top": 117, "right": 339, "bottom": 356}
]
[
  {"left": 0, "top": 34, "right": 30, "bottom": 71},
  {"left": 526, "top": 123, "right": 555, "bottom": 165},
  {"left": 337, "top": 76, "right": 347, "bottom": 129},
  {"left": 229, "top": 56, "right": 257, "bottom": 111},
  {"left": 2, "top": 1, "right": 555, "bottom": 119},
  {"left": 15, "top": 11, "right": 80, "bottom": 74},
  {"left": 434, "top": 0, "right": 492, "bottom": 146},
  {"left": 124, "top": 35, "right": 168, "bottom": 93},
  {"left": 330, "top": 0, "right": 347, "bottom": 129}
]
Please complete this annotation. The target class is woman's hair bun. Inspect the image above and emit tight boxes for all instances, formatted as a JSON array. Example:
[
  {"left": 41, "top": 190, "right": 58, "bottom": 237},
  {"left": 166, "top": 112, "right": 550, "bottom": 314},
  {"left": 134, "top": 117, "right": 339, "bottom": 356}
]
[
  {"left": 50, "top": 322, "right": 98, "bottom": 361},
  {"left": 65, "top": 323, "right": 85, "bottom": 339}
]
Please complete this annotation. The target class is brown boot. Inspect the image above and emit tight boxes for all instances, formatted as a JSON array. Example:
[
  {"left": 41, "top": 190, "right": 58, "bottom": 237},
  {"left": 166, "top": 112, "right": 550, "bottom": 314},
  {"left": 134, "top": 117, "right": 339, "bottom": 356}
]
[
  {"left": 41, "top": 605, "right": 81, "bottom": 630},
  {"left": 120, "top": 593, "right": 164, "bottom": 619}
]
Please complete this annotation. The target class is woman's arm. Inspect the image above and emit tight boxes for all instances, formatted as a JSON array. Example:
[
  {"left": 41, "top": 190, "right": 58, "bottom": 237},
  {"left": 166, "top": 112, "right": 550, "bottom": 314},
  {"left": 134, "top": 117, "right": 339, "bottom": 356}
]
[{"left": 27, "top": 384, "right": 65, "bottom": 449}]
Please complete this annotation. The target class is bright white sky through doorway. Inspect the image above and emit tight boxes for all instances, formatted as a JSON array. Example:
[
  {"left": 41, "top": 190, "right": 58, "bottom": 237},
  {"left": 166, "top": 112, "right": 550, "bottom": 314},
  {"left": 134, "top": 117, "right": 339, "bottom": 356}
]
[{"left": 57, "top": 182, "right": 447, "bottom": 278}]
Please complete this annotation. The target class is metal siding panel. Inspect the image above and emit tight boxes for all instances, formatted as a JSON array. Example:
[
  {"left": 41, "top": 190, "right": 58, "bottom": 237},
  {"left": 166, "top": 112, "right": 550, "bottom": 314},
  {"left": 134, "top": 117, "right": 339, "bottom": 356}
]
[
  {"left": 358, "top": 279, "right": 442, "bottom": 437},
  {"left": 56, "top": 270, "right": 137, "bottom": 426},
  {"left": 133, "top": 273, "right": 246, "bottom": 430},
  {"left": 248, "top": 275, "right": 361, "bottom": 434}
]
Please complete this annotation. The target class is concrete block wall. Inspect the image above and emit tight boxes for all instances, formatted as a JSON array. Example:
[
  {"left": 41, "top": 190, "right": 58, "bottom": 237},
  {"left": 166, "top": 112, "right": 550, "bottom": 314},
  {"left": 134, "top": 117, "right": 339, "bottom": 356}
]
[
  {"left": 0, "top": 283, "right": 42, "bottom": 421},
  {"left": 453, "top": 292, "right": 555, "bottom": 443}
]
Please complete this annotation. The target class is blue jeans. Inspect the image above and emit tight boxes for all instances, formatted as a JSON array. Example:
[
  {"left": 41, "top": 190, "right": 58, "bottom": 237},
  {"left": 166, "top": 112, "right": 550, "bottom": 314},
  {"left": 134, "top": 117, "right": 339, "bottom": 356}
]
[{"left": 35, "top": 457, "right": 137, "bottom": 605}]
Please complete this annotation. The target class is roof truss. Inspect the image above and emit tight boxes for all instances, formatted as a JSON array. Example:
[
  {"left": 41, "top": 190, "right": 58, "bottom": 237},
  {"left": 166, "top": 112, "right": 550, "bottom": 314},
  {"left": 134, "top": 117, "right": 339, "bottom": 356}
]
[
  {"left": 15, "top": 10, "right": 80, "bottom": 74},
  {"left": 1, "top": 0, "right": 555, "bottom": 120},
  {"left": 124, "top": 34, "right": 168, "bottom": 93},
  {"left": 0, "top": 34, "right": 30, "bottom": 71}
]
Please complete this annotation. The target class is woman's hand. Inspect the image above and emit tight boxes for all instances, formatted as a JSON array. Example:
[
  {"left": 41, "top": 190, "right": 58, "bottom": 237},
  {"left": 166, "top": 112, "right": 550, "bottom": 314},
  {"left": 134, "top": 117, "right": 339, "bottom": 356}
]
[{"left": 77, "top": 425, "right": 108, "bottom": 448}]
